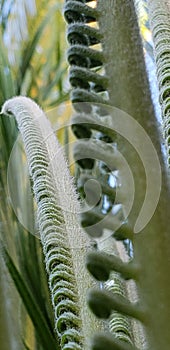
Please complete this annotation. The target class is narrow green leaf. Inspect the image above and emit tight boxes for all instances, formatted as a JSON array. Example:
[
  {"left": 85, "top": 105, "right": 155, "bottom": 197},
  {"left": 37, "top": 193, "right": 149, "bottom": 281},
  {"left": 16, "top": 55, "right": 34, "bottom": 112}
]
[
  {"left": 1, "top": 241, "right": 60, "bottom": 350},
  {"left": 22, "top": 339, "right": 32, "bottom": 350},
  {"left": 0, "top": 34, "right": 16, "bottom": 102},
  {"left": 17, "top": 4, "right": 60, "bottom": 91}
]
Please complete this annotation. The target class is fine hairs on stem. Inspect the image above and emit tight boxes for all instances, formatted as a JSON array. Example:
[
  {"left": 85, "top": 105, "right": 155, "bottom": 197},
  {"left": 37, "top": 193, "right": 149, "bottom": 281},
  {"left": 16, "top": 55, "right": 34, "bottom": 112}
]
[{"left": 1, "top": 96, "right": 100, "bottom": 350}]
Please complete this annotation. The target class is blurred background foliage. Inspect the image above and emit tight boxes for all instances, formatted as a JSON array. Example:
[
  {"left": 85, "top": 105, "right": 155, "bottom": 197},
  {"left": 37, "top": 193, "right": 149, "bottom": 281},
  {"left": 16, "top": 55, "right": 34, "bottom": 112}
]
[
  {"left": 0, "top": 1, "right": 154, "bottom": 349},
  {"left": 135, "top": 0, "right": 153, "bottom": 59}
]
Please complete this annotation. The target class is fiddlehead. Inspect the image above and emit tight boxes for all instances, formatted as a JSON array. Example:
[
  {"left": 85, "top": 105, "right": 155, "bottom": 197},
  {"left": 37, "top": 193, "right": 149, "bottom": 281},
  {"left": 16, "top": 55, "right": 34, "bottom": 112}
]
[
  {"left": 1, "top": 96, "right": 100, "bottom": 350},
  {"left": 64, "top": 1, "right": 143, "bottom": 349},
  {"left": 64, "top": 0, "right": 132, "bottom": 239}
]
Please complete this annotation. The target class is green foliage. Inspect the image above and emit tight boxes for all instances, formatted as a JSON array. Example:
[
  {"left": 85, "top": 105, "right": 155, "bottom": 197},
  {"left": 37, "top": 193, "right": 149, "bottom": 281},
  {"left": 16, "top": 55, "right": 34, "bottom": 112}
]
[{"left": 1, "top": 1, "right": 170, "bottom": 350}]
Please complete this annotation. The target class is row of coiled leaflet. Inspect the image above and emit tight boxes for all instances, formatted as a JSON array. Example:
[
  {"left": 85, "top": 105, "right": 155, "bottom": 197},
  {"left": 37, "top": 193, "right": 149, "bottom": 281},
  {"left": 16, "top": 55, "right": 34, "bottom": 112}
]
[
  {"left": 64, "top": 0, "right": 118, "bottom": 231},
  {"left": 45, "top": 239, "right": 82, "bottom": 349},
  {"left": 10, "top": 101, "right": 84, "bottom": 350},
  {"left": 64, "top": 1, "right": 142, "bottom": 350},
  {"left": 149, "top": 5, "right": 170, "bottom": 166},
  {"left": 22, "top": 115, "right": 83, "bottom": 349}
]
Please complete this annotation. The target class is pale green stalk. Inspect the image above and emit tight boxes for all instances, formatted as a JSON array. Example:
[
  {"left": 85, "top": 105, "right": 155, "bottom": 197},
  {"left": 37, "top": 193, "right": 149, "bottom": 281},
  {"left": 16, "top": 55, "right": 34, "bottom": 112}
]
[
  {"left": 1, "top": 96, "right": 100, "bottom": 350},
  {"left": 88, "top": 1, "right": 170, "bottom": 349}
]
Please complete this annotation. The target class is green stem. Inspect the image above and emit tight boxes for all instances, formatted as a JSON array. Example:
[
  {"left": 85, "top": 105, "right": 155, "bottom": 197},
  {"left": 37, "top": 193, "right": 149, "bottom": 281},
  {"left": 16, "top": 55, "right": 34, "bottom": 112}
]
[
  {"left": 95, "top": 1, "right": 170, "bottom": 349},
  {"left": 1, "top": 96, "right": 100, "bottom": 349}
]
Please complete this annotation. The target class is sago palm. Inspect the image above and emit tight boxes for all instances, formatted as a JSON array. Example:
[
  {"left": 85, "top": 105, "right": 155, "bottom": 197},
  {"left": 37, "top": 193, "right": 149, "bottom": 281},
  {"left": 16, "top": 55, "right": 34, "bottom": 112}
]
[{"left": 1, "top": 1, "right": 170, "bottom": 350}]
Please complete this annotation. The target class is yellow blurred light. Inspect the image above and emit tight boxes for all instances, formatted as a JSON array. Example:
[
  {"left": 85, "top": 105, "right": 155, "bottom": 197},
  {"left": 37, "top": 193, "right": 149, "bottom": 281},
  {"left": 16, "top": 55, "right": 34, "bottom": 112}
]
[{"left": 88, "top": 1, "right": 97, "bottom": 8}]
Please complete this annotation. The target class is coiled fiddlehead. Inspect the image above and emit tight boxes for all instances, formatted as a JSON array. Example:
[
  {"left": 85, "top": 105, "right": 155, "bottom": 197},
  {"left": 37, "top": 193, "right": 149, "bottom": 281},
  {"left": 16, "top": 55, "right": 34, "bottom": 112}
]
[
  {"left": 1, "top": 96, "right": 100, "bottom": 350},
  {"left": 64, "top": 0, "right": 128, "bottom": 236},
  {"left": 64, "top": 0, "right": 107, "bottom": 106},
  {"left": 64, "top": 1, "right": 144, "bottom": 349}
]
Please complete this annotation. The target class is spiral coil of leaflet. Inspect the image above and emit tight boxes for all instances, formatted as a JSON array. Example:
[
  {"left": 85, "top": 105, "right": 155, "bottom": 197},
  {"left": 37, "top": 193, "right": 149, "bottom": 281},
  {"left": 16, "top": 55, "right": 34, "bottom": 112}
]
[
  {"left": 45, "top": 233, "right": 83, "bottom": 349},
  {"left": 64, "top": 1, "right": 144, "bottom": 349},
  {"left": 64, "top": 0, "right": 118, "bottom": 232}
]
